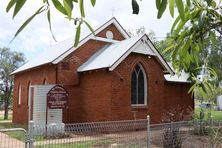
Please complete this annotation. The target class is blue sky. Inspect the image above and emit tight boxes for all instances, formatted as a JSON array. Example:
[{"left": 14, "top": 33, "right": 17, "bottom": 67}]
[{"left": 0, "top": 0, "right": 175, "bottom": 61}]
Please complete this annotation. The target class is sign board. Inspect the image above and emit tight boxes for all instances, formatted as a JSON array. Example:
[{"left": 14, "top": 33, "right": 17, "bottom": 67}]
[{"left": 47, "top": 85, "right": 68, "bottom": 109}]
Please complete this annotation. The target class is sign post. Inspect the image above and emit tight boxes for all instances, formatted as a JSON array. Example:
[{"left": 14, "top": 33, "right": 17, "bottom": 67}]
[{"left": 46, "top": 85, "right": 68, "bottom": 136}]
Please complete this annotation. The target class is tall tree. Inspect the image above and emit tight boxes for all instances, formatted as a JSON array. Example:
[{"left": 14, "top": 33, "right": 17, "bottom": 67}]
[
  {"left": 205, "top": 37, "right": 222, "bottom": 82},
  {"left": 0, "top": 48, "right": 25, "bottom": 120},
  {"left": 155, "top": 33, "right": 173, "bottom": 62}
]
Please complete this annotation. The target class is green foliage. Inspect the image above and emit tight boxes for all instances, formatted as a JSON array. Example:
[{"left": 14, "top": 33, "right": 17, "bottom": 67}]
[
  {"left": 157, "top": 0, "right": 167, "bottom": 19},
  {"left": 91, "top": 0, "right": 96, "bottom": 7},
  {"left": 155, "top": 34, "right": 173, "bottom": 62},
  {"left": 10, "top": 5, "right": 47, "bottom": 44},
  {"left": 189, "top": 65, "right": 221, "bottom": 104},
  {"left": 132, "top": 0, "right": 139, "bottom": 14},
  {"left": 51, "top": 0, "right": 68, "bottom": 15},
  {"left": 169, "top": 0, "right": 174, "bottom": 17},
  {"left": 163, "top": 0, "right": 222, "bottom": 72},
  {"left": 79, "top": 0, "right": 85, "bottom": 17},
  {"left": 74, "top": 21, "right": 82, "bottom": 47},
  {"left": 47, "top": 9, "right": 57, "bottom": 41},
  {"left": 195, "top": 108, "right": 222, "bottom": 121},
  {"left": 12, "top": 0, "right": 27, "bottom": 18},
  {"left": 155, "top": 0, "right": 222, "bottom": 98},
  {"left": 6, "top": 0, "right": 97, "bottom": 47}
]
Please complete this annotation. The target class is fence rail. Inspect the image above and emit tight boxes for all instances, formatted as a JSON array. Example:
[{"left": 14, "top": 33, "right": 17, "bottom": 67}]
[{"left": 1, "top": 117, "right": 222, "bottom": 148}]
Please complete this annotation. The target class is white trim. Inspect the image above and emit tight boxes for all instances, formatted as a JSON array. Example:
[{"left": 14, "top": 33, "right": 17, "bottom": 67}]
[
  {"left": 52, "top": 18, "right": 129, "bottom": 64},
  {"left": 28, "top": 85, "right": 34, "bottom": 122},
  {"left": 143, "top": 36, "right": 174, "bottom": 74},
  {"left": 27, "top": 82, "right": 31, "bottom": 106},
  {"left": 92, "top": 36, "right": 120, "bottom": 43},
  {"left": 109, "top": 35, "right": 146, "bottom": 71},
  {"left": 140, "top": 64, "right": 148, "bottom": 106},
  {"left": 18, "top": 84, "right": 21, "bottom": 105},
  {"left": 109, "top": 34, "right": 174, "bottom": 74},
  {"left": 112, "top": 19, "right": 130, "bottom": 39}
]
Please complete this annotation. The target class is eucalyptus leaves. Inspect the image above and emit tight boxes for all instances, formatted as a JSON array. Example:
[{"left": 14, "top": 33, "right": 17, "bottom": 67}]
[{"left": 6, "top": 0, "right": 96, "bottom": 46}]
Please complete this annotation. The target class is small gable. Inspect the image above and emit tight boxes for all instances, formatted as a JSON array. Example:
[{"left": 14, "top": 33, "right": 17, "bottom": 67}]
[
  {"left": 96, "top": 24, "right": 126, "bottom": 41},
  {"left": 11, "top": 17, "right": 129, "bottom": 75},
  {"left": 78, "top": 34, "right": 173, "bottom": 74}
]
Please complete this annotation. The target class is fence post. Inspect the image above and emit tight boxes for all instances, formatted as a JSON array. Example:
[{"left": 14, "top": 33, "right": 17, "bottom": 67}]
[
  {"left": 147, "top": 115, "right": 151, "bottom": 148},
  {"left": 28, "top": 120, "right": 34, "bottom": 148}
]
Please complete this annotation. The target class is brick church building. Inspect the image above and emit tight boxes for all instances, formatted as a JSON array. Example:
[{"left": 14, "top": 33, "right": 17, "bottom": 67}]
[{"left": 12, "top": 18, "right": 194, "bottom": 124}]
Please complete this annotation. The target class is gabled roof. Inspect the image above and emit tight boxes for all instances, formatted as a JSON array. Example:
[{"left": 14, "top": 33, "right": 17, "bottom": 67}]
[
  {"left": 11, "top": 17, "right": 130, "bottom": 75},
  {"left": 78, "top": 34, "right": 174, "bottom": 74}
]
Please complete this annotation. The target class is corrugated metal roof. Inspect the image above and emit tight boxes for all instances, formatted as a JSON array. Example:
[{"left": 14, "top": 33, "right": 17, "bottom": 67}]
[
  {"left": 78, "top": 36, "right": 149, "bottom": 72},
  {"left": 164, "top": 63, "right": 190, "bottom": 83},
  {"left": 12, "top": 18, "right": 175, "bottom": 76},
  {"left": 11, "top": 29, "right": 90, "bottom": 75},
  {"left": 164, "top": 72, "right": 190, "bottom": 83},
  {"left": 11, "top": 18, "right": 130, "bottom": 75}
]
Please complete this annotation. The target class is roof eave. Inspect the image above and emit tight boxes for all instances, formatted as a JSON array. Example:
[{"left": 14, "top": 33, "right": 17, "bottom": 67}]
[{"left": 52, "top": 17, "right": 130, "bottom": 64}]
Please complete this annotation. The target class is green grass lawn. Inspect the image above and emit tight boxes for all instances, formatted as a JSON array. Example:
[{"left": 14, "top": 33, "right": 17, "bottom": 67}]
[
  {"left": 0, "top": 122, "right": 27, "bottom": 141},
  {"left": 195, "top": 107, "right": 222, "bottom": 120},
  {"left": 0, "top": 110, "right": 12, "bottom": 121},
  {"left": 0, "top": 115, "right": 12, "bottom": 121},
  {"left": 0, "top": 122, "right": 27, "bottom": 129}
]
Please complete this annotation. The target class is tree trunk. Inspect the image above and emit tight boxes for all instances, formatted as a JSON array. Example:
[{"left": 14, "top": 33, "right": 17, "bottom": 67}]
[
  {"left": 4, "top": 99, "right": 8, "bottom": 120},
  {"left": 3, "top": 81, "right": 9, "bottom": 120},
  {"left": 3, "top": 94, "right": 8, "bottom": 120}
]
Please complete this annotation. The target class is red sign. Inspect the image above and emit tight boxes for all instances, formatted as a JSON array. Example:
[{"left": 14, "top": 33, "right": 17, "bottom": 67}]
[{"left": 47, "top": 85, "right": 68, "bottom": 109}]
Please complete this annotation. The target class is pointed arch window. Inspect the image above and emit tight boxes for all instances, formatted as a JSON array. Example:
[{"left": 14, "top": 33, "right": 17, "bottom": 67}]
[
  {"left": 43, "top": 78, "right": 47, "bottom": 85},
  {"left": 18, "top": 83, "right": 21, "bottom": 105},
  {"left": 27, "top": 81, "right": 31, "bottom": 105},
  {"left": 131, "top": 64, "right": 147, "bottom": 105}
]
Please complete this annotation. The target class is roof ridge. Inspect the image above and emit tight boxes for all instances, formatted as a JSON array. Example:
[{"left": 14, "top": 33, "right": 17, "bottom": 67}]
[{"left": 11, "top": 17, "right": 129, "bottom": 75}]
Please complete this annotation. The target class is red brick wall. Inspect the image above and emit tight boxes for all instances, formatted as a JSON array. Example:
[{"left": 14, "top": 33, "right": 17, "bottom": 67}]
[
  {"left": 13, "top": 65, "right": 57, "bottom": 123},
  {"left": 97, "top": 24, "right": 125, "bottom": 41},
  {"left": 164, "top": 82, "right": 194, "bottom": 120},
  {"left": 109, "top": 53, "right": 193, "bottom": 123},
  {"left": 58, "top": 40, "right": 108, "bottom": 123},
  {"left": 12, "top": 23, "right": 193, "bottom": 124},
  {"left": 57, "top": 24, "right": 126, "bottom": 123},
  {"left": 13, "top": 23, "right": 126, "bottom": 124},
  {"left": 78, "top": 70, "right": 112, "bottom": 122},
  {"left": 110, "top": 53, "right": 166, "bottom": 123}
]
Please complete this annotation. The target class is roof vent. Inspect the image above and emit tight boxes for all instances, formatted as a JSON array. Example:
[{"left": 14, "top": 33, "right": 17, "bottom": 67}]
[{"left": 106, "top": 31, "right": 114, "bottom": 39}]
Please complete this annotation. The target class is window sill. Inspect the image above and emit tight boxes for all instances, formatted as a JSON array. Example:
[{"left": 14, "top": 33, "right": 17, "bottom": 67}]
[{"left": 131, "top": 105, "right": 148, "bottom": 109}]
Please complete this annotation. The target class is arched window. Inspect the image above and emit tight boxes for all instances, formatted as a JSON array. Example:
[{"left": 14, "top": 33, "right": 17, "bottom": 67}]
[
  {"left": 43, "top": 78, "right": 47, "bottom": 85},
  {"left": 131, "top": 64, "right": 147, "bottom": 105},
  {"left": 18, "top": 83, "right": 21, "bottom": 105},
  {"left": 27, "top": 81, "right": 31, "bottom": 105}
]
